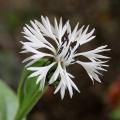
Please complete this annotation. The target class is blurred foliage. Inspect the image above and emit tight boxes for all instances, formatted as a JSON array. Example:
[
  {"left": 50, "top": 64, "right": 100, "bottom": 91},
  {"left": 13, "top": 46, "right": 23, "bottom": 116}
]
[
  {"left": 0, "top": 52, "right": 21, "bottom": 88},
  {"left": 111, "top": 105, "right": 120, "bottom": 120},
  {"left": 0, "top": 80, "right": 18, "bottom": 120},
  {"left": 106, "top": 77, "right": 120, "bottom": 120}
]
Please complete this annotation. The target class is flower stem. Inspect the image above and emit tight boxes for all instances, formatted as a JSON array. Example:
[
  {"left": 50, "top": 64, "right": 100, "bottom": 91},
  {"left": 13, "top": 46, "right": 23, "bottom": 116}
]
[
  {"left": 14, "top": 85, "right": 48, "bottom": 120},
  {"left": 14, "top": 68, "right": 48, "bottom": 120}
]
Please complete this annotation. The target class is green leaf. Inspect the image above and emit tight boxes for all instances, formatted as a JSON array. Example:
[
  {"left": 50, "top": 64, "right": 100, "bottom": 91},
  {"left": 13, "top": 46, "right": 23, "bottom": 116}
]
[
  {"left": 15, "top": 59, "right": 49, "bottom": 120},
  {"left": 0, "top": 80, "right": 18, "bottom": 120}
]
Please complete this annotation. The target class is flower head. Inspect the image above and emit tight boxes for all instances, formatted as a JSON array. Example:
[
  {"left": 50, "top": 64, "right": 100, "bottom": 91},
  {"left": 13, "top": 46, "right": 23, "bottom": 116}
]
[{"left": 21, "top": 16, "right": 110, "bottom": 99}]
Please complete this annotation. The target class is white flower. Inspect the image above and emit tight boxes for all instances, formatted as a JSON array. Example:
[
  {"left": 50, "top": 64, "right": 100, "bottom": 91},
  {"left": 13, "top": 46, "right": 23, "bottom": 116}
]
[{"left": 21, "top": 16, "right": 110, "bottom": 99}]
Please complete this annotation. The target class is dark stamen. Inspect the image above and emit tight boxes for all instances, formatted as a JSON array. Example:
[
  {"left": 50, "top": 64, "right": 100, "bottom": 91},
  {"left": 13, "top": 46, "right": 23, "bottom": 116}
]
[
  {"left": 70, "top": 41, "right": 77, "bottom": 49},
  {"left": 64, "top": 47, "right": 71, "bottom": 59},
  {"left": 57, "top": 46, "right": 64, "bottom": 54},
  {"left": 57, "top": 32, "right": 69, "bottom": 54},
  {"left": 61, "top": 32, "right": 69, "bottom": 45}
]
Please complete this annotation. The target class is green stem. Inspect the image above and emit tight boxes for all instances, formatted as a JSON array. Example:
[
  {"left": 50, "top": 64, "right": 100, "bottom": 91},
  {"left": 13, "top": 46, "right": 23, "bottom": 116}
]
[
  {"left": 14, "top": 67, "right": 48, "bottom": 120},
  {"left": 15, "top": 60, "right": 49, "bottom": 120},
  {"left": 17, "top": 69, "right": 30, "bottom": 103},
  {"left": 14, "top": 86, "right": 48, "bottom": 120}
]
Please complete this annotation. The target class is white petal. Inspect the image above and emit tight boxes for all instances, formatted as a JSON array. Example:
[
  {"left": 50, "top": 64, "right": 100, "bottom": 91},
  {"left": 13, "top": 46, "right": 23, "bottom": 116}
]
[
  {"left": 74, "top": 45, "right": 110, "bottom": 62},
  {"left": 28, "top": 70, "right": 41, "bottom": 78},
  {"left": 49, "top": 63, "right": 60, "bottom": 84},
  {"left": 77, "top": 26, "right": 95, "bottom": 45},
  {"left": 54, "top": 63, "right": 79, "bottom": 99},
  {"left": 60, "top": 85, "right": 66, "bottom": 99},
  {"left": 54, "top": 80, "right": 63, "bottom": 94},
  {"left": 35, "top": 17, "right": 59, "bottom": 47},
  {"left": 77, "top": 61, "right": 108, "bottom": 83},
  {"left": 25, "top": 59, "right": 39, "bottom": 67},
  {"left": 27, "top": 62, "right": 56, "bottom": 90},
  {"left": 69, "top": 22, "right": 79, "bottom": 42},
  {"left": 69, "top": 79, "right": 80, "bottom": 93}
]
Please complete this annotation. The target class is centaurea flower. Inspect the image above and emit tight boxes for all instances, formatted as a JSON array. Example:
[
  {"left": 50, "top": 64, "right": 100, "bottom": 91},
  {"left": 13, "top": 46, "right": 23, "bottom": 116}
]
[{"left": 21, "top": 16, "right": 110, "bottom": 99}]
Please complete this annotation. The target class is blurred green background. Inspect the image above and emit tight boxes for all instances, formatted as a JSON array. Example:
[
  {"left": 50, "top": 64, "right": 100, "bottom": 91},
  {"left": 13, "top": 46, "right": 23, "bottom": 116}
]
[{"left": 0, "top": 0, "right": 120, "bottom": 120}]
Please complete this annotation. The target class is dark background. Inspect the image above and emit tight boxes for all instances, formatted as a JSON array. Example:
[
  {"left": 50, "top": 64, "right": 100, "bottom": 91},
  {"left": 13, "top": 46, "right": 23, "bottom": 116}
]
[{"left": 0, "top": 0, "right": 120, "bottom": 120}]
